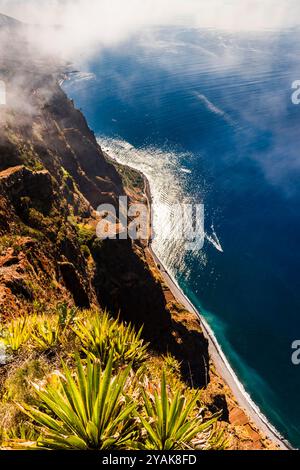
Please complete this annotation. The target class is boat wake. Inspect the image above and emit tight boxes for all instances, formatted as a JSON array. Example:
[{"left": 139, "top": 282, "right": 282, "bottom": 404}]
[{"left": 205, "top": 224, "right": 224, "bottom": 252}]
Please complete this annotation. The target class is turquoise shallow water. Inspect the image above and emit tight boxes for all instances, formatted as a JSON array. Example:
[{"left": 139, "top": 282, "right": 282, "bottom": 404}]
[{"left": 64, "top": 26, "right": 300, "bottom": 447}]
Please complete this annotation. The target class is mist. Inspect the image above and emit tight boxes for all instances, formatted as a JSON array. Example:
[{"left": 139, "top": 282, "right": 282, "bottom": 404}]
[{"left": 0, "top": 0, "right": 300, "bottom": 60}]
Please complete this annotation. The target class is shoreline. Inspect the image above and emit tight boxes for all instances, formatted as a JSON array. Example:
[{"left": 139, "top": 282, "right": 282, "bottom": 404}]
[
  {"left": 104, "top": 150, "right": 291, "bottom": 450},
  {"left": 149, "top": 246, "right": 291, "bottom": 449},
  {"left": 142, "top": 175, "right": 291, "bottom": 450}
]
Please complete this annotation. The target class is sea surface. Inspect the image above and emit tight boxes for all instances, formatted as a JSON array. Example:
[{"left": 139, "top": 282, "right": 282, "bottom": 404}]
[{"left": 64, "top": 26, "right": 300, "bottom": 447}]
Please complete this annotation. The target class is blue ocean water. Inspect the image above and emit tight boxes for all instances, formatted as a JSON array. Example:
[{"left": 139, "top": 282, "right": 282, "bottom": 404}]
[{"left": 64, "top": 27, "right": 300, "bottom": 447}]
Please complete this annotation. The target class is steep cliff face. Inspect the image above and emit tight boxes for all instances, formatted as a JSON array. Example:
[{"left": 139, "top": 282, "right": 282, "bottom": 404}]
[
  {"left": 1, "top": 78, "right": 122, "bottom": 202},
  {"left": 0, "top": 163, "right": 94, "bottom": 317},
  {"left": 0, "top": 39, "right": 211, "bottom": 384},
  {"left": 0, "top": 74, "right": 210, "bottom": 387}
]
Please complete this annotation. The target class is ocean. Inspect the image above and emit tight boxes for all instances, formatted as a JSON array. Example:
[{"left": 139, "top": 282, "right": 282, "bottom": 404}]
[{"left": 63, "top": 26, "right": 300, "bottom": 447}]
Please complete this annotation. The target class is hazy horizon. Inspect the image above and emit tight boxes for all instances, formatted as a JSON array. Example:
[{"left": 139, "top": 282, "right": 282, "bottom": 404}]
[{"left": 1, "top": 1, "right": 300, "bottom": 60}]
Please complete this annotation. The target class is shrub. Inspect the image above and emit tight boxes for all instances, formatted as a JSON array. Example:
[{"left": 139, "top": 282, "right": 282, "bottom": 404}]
[
  {"left": 30, "top": 306, "right": 77, "bottom": 352},
  {"left": 0, "top": 402, "right": 37, "bottom": 448},
  {"left": 27, "top": 208, "right": 47, "bottom": 229},
  {"left": 1, "top": 308, "right": 75, "bottom": 355}
]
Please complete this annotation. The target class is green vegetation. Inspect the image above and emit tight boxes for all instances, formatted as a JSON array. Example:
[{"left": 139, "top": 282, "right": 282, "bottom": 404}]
[
  {"left": 73, "top": 311, "right": 148, "bottom": 368},
  {"left": 1, "top": 317, "right": 31, "bottom": 353},
  {"left": 20, "top": 353, "right": 136, "bottom": 450},
  {"left": 76, "top": 223, "right": 95, "bottom": 247},
  {"left": 0, "top": 235, "right": 30, "bottom": 255},
  {"left": 1, "top": 309, "right": 75, "bottom": 354},
  {"left": 31, "top": 315, "right": 62, "bottom": 351},
  {"left": 0, "top": 307, "right": 224, "bottom": 450},
  {"left": 81, "top": 244, "right": 91, "bottom": 259},
  {"left": 106, "top": 157, "right": 144, "bottom": 195},
  {"left": 66, "top": 217, "right": 95, "bottom": 248},
  {"left": 138, "top": 371, "right": 218, "bottom": 450},
  {"left": 4, "top": 358, "right": 51, "bottom": 404}
]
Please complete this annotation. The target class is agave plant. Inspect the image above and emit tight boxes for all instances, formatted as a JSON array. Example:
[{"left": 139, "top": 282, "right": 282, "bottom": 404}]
[
  {"left": 31, "top": 315, "right": 61, "bottom": 351},
  {"left": 73, "top": 311, "right": 148, "bottom": 369},
  {"left": 3, "top": 422, "right": 38, "bottom": 443},
  {"left": 137, "top": 371, "right": 218, "bottom": 450},
  {"left": 2, "top": 317, "right": 31, "bottom": 353},
  {"left": 18, "top": 353, "right": 137, "bottom": 449}
]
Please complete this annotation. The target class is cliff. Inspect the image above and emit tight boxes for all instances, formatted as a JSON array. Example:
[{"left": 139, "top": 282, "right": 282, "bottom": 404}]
[
  {"left": 0, "top": 70, "right": 209, "bottom": 385},
  {"left": 0, "top": 13, "right": 277, "bottom": 450}
]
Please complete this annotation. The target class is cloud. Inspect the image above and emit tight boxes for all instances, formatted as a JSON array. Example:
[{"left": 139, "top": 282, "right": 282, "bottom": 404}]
[
  {"left": 0, "top": 1, "right": 300, "bottom": 60},
  {"left": 0, "top": 1, "right": 299, "bottom": 195}
]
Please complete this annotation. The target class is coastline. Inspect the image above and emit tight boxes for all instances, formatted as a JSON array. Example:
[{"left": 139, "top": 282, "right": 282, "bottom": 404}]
[
  {"left": 104, "top": 150, "right": 291, "bottom": 450},
  {"left": 142, "top": 175, "right": 291, "bottom": 450}
]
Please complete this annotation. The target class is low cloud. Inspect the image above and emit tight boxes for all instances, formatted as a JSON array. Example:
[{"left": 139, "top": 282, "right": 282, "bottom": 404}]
[{"left": 0, "top": 0, "right": 300, "bottom": 60}]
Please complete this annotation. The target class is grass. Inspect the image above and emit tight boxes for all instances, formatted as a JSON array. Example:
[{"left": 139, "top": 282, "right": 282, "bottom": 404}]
[{"left": 4, "top": 357, "right": 51, "bottom": 404}]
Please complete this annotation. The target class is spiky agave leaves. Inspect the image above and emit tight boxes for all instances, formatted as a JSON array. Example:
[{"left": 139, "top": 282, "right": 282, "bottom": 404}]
[
  {"left": 73, "top": 311, "right": 148, "bottom": 369},
  {"left": 31, "top": 315, "right": 61, "bottom": 351},
  {"left": 18, "top": 353, "right": 137, "bottom": 449},
  {"left": 2, "top": 313, "right": 68, "bottom": 354},
  {"left": 2, "top": 316, "right": 31, "bottom": 353},
  {"left": 137, "top": 370, "right": 219, "bottom": 450}
]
